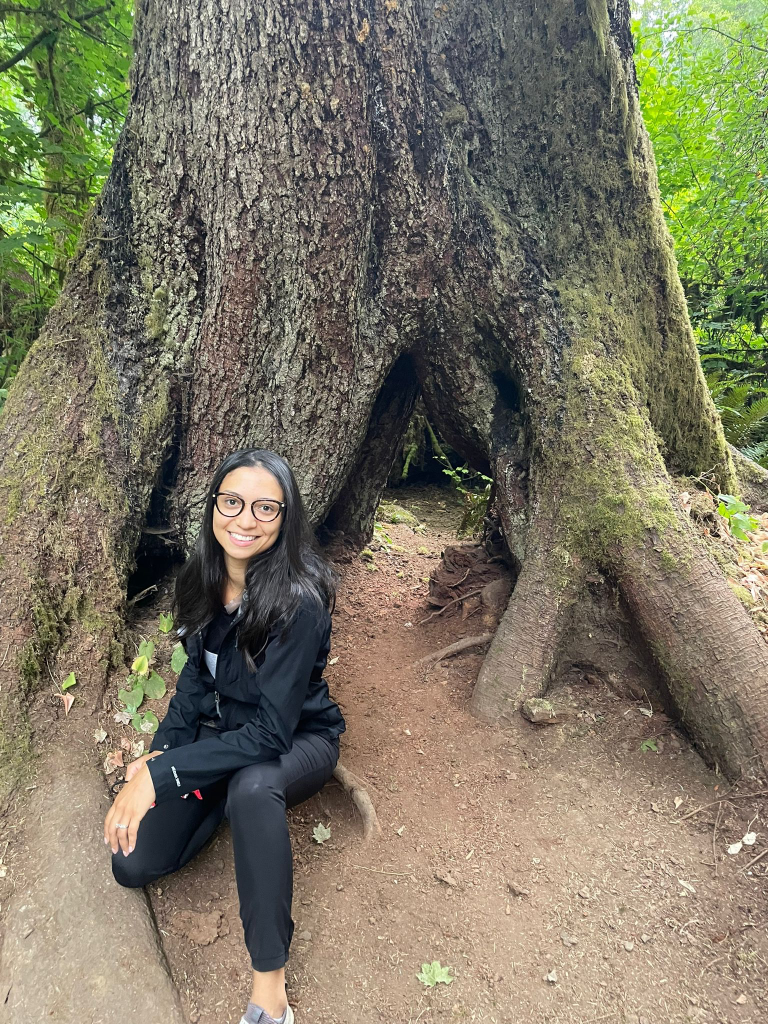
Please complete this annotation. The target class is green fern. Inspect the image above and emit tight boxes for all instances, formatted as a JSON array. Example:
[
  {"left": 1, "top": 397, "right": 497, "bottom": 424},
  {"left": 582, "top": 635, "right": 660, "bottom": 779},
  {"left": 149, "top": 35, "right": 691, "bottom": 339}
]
[{"left": 707, "top": 375, "right": 768, "bottom": 466}]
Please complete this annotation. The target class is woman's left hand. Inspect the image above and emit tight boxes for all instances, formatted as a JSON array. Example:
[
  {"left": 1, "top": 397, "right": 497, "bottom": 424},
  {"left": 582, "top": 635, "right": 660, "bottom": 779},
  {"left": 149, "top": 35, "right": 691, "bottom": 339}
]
[{"left": 104, "top": 759, "right": 160, "bottom": 856}]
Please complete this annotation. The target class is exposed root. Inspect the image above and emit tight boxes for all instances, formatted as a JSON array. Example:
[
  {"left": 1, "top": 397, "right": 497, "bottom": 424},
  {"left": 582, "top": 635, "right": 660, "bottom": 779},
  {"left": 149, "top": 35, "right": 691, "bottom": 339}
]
[
  {"left": 730, "top": 444, "right": 768, "bottom": 513},
  {"left": 617, "top": 506, "right": 768, "bottom": 779},
  {"left": 412, "top": 633, "right": 493, "bottom": 667},
  {"left": 471, "top": 537, "right": 582, "bottom": 722},
  {"left": 332, "top": 761, "right": 382, "bottom": 842}
]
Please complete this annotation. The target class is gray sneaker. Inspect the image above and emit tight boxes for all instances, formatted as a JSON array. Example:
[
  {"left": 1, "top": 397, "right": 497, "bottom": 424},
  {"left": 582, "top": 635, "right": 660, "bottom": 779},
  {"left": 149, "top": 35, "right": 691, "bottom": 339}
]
[{"left": 239, "top": 1005, "right": 294, "bottom": 1024}]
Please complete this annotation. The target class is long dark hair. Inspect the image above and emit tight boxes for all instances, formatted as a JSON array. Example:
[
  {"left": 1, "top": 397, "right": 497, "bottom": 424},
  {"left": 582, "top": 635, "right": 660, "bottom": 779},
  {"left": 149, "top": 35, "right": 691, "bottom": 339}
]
[{"left": 174, "top": 449, "right": 336, "bottom": 666}]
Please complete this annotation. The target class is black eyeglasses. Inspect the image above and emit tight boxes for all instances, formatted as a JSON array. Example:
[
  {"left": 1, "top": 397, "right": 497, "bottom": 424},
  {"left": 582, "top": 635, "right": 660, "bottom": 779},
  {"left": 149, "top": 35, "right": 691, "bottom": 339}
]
[{"left": 213, "top": 492, "right": 286, "bottom": 523}]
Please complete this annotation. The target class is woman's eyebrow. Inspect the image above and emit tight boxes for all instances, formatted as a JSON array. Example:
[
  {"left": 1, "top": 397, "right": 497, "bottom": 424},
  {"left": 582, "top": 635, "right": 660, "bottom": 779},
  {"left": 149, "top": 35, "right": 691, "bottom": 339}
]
[{"left": 218, "top": 489, "right": 244, "bottom": 498}]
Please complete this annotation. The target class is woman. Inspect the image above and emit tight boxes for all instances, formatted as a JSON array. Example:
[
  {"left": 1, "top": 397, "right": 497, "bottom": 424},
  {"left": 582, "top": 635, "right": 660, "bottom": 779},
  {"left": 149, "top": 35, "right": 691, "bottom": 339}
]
[{"left": 104, "top": 449, "right": 345, "bottom": 1024}]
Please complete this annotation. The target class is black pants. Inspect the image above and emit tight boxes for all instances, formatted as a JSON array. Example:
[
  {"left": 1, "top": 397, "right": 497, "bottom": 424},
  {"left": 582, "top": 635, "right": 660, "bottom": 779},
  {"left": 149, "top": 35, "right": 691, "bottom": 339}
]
[{"left": 111, "top": 727, "right": 339, "bottom": 971}]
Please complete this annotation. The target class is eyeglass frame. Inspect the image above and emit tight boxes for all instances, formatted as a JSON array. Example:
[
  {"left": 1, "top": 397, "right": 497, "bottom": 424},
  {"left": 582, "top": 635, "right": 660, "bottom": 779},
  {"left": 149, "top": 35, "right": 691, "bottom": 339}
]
[{"left": 212, "top": 491, "right": 286, "bottom": 523}]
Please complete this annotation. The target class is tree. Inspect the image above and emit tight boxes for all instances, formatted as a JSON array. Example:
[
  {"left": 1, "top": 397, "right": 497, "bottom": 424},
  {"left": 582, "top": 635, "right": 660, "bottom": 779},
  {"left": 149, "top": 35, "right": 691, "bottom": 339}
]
[
  {"left": 0, "top": 1, "right": 132, "bottom": 408},
  {"left": 1, "top": 0, "right": 767, "bottom": 806}
]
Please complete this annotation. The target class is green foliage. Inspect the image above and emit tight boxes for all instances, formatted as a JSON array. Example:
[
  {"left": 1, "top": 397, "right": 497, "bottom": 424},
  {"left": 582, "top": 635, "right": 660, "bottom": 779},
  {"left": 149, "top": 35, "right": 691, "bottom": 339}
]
[
  {"left": 0, "top": 1, "right": 132, "bottom": 408},
  {"left": 640, "top": 738, "right": 659, "bottom": 753},
  {"left": 158, "top": 612, "right": 174, "bottom": 634},
  {"left": 635, "top": 1, "right": 767, "bottom": 360},
  {"left": 60, "top": 670, "right": 76, "bottom": 690},
  {"left": 170, "top": 642, "right": 188, "bottom": 675},
  {"left": 704, "top": 374, "right": 768, "bottom": 466},
  {"left": 417, "top": 961, "right": 454, "bottom": 987},
  {"left": 717, "top": 493, "right": 767, "bottom": 550}
]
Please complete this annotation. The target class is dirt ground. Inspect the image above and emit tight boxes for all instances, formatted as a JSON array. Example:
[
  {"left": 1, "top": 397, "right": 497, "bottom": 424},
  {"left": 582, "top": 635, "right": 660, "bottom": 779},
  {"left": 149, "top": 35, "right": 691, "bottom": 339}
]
[
  {"left": 2, "top": 485, "right": 766, "bottom": 1024},
  {"left": 116, "top": 486, "right": 765, "bottom": 1024}
]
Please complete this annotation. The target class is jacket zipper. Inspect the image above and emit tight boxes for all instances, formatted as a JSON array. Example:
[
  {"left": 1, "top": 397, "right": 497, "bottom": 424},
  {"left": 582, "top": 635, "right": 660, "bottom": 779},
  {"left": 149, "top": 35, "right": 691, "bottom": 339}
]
[{"left": 215, "top": 690, "right": 221, "bottom": 718}]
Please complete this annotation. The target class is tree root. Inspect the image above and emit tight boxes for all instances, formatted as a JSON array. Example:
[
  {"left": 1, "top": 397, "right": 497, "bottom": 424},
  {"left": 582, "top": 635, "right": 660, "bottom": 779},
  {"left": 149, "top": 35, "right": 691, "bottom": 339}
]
[
  {"left": 332, "top": 762, "right": 382, "bottom": 841},
  {"left": 618, "top": 506, "right": 768, "bottom": 778},
  {"left": 412, "top": 633, "right": 493, "bottom": 667},
  {"left": 471, "top": 535, "right": 581, "bottom": 722},
  {"left": 730, "top": 444, "right": 768, "bottom": 512}
]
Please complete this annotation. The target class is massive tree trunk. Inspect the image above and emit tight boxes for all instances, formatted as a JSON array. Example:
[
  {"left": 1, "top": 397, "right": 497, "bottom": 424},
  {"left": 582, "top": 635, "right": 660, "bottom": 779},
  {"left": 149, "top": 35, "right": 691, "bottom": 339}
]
[{"left": 1, "top": 0, "right": 767, "bottom": 805}]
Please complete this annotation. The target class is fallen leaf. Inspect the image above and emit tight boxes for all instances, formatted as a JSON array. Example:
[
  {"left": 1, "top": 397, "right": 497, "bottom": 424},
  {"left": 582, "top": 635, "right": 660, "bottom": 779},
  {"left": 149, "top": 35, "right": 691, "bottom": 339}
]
[
  {"left": 104, "top": 749, "right": 124, "bottom": 775},
  {"left": 93, "top": 728, "right": 108, "bottom": 744},
  {"left": 678, "top": 879, "right": 696, "bottom": 893},
  {"left": 742, "top": 832, "right": 757, "bottom": 846},
  {"left": 113, "top": 710, "right": 132, "bottom": 725},
  {"left": 120, "top": 737, "right": 132, "bottom": 751},
  {"left": 328, "top": 656, "right": 339, "bottom": 665},
  {"left": 312, "top": 822, "right": 331, "bottom": 844},
  {"left": 55, "top": 692, "right": 74, "bottom": 716},
  {"left": 674, "top": 796, "right": 684, "bottom": 809},
  {"left": 728, "top": 841, "right": 743, "bottom": 856}
]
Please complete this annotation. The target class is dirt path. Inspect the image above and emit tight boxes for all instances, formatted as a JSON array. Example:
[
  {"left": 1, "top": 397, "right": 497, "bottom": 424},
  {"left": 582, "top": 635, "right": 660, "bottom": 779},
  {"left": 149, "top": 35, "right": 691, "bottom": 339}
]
[{"left": 142, "top": 488, "right": 766, "bottom": 1024}]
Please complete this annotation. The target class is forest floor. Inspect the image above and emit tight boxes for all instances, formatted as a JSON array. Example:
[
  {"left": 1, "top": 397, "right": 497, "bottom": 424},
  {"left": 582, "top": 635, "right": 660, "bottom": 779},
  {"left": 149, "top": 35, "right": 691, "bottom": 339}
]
[
  {"left": 2, "top": 485, "right": 766, "bottom": 1024},
  {"left": 127, "top": 485, "right": 767, "bottom": 1024}
]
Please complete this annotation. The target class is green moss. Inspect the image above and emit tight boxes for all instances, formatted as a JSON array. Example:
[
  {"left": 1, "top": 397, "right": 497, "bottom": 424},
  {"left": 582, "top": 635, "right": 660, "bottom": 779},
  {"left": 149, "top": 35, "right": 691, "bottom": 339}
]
[
  {"left": 145, "top": 285, "right": 169, "bottom": 340},
  {"left": 586, "top": 0, "right": 609, "bottom": 55},
  {"left": 377, "top": 500, "right": 421, "bottom": 527},
  {"left": 442, "top": 103, "right": 468, "bottom": 128},
  {"left": 660, "top": 550, "right": 679, "bottom": 572}
]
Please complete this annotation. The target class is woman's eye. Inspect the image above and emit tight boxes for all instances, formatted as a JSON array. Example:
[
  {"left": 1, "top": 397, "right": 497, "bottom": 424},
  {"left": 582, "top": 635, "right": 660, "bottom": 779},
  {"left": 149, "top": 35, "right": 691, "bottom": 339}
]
[
  {"left": 259, "top": 504, "right": 274, "bottom": 513},
  {"left": 225, "top": 498, "right": 239, "bottom": 507}
]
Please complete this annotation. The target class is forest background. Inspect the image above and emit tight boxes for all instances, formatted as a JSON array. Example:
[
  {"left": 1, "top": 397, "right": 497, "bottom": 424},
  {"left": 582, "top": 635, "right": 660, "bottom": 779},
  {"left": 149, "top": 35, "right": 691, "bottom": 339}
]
[{"left": 1, "top": 0, "right": 767, "bottom": 464}]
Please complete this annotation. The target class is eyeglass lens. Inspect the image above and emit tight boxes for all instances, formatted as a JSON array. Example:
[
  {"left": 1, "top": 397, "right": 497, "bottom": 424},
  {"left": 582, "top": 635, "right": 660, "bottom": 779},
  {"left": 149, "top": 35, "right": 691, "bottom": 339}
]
[{"left": 215, "top": 494, "right": 282, "bottom": 522}]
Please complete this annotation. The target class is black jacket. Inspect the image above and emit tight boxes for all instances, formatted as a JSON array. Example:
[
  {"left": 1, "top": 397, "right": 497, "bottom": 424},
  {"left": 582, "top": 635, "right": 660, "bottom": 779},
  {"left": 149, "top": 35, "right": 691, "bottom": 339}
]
[{"left": 147, "top": 596, "right": 345, "bottom": 803}]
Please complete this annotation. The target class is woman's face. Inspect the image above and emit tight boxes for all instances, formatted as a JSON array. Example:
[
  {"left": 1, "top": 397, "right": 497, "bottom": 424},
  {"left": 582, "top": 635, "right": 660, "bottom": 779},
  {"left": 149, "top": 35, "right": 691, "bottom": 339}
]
[{"left": 212, "top": 464, "right": 285, "bottom": 565}]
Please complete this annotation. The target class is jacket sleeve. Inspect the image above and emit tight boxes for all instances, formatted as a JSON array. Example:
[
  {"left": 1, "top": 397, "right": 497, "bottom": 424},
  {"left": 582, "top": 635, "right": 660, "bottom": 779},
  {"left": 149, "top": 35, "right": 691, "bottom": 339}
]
[
  {"left": 149, "top": 635, "right": 207, "bottom": 754},
  {"left": 147, "top": 601, "right": 330, "bottom": 802}
]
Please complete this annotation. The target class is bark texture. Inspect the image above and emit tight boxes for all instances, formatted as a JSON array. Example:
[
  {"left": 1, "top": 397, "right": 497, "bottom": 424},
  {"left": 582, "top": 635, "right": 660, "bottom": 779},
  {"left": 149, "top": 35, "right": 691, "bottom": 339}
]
[{"left": 1, "top": 0, "right": 767, "bottom": 803}]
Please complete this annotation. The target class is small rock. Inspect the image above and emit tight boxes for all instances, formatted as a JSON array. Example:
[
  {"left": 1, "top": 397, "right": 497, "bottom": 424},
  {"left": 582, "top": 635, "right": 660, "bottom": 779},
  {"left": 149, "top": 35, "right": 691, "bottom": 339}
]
[
  {"left": 735, "top": 994, "right": 747, "bottom": 1005},
  {"left": 545, "top": 969, "right": 558, "bottom": 984},
  {"left": 504, "top": 905, "right": 511, "bottom": 915},
  {"left": 336, "top": 883, "right": 344, "bottom": 891},
  {"left": 368, "top": 916, "right": 376, "bottom": 924},
  {"left": 623, "top": 940, "right": 635, "bottom": 952},
  {"left": 578, "top": 888, "right": 591, "bottom": 899},
  {"left": 641, "top": 933, "right": 651, "bottom": 943},
  {"left": 561, "top": 932, "right": 578, "bottom": 947},
  {"left": 298, "top": 930, "right": 312, "bottom": 941}
]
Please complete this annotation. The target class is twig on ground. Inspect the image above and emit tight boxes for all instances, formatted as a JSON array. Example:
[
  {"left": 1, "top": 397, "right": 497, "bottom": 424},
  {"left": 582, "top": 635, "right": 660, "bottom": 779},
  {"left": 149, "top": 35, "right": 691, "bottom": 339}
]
[
  {"left": 743, "top": 847, "right": 768, "bottom": 872},
  {"left": 411, "top": 633, "right": 493, "bottom": 668},
  {"left": 127, "top": 584, "right": 158, "bottom": 607},
  {"left": 333, "top": 762, "right": 381, "bottom": 841},
  {"left": 713, "top": 802, "right": 723, "bottom": 877},
  {"left": 351, "top": 865, "right": 413, "bottom": 876},
  {"left": 676, "top": 790, "right": 768, "bottom": 822},
  {"left": 417, "top": 589, "right": 483, "bottom": 625}
]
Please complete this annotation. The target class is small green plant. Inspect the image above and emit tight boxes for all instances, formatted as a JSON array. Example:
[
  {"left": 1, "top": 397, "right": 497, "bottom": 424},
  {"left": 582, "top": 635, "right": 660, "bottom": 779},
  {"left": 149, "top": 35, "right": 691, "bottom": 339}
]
[
  {"left": 640, "top": 738, "right": 658, "bottom": 753},
  {"left": 61, "top": 672, "right": 77, "bottom": 691},
  {"left": 118, "top": 639, "right": 166, "bottom": 734},
  {"left": 717, "top": 493, "right": 768, "bottom": 550},
  {"left": 158, "top": 612, "right": 174, "bottom": 634},
  {"left": 417, "top": 961, "right": 454, "bottom": 987}
]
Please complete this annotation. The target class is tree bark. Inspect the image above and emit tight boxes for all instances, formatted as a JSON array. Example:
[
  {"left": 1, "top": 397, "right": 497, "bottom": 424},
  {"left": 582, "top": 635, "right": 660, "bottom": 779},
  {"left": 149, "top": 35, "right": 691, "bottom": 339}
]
[{"left": 1, "top": 0, "right": 767, "bottom": 803}]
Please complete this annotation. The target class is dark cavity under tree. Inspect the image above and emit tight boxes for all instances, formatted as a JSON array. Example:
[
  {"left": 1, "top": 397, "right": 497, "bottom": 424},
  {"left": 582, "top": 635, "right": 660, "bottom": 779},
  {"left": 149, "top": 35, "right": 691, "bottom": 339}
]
[{"left": 2, "top": 0, "right": 767, "bottom": 805}]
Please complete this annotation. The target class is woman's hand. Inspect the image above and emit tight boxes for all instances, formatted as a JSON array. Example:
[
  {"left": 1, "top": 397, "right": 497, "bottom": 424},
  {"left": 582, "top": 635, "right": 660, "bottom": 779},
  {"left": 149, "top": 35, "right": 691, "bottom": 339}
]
[
  {"left": 125, "top": 750, "right": 163, "bottom": 782},
  {"left": 104, "top": 758, "right": 161, "bottom": 856}
]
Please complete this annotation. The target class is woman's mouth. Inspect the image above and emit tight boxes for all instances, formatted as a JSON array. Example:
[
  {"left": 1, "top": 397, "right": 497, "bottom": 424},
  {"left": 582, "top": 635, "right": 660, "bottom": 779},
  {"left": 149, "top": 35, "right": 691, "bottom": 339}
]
[{"left": 228, "top": 531, "right": 259, "bottom": 547}]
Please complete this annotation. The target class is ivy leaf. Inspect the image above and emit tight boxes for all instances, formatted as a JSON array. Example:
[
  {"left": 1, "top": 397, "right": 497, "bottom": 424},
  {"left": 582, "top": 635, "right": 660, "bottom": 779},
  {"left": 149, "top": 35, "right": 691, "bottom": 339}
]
[
  {"left": 61, "top": 672, "right": 77, "bottom": 690},
  {"left": 131, "top": 655, "right": 149, "bottom": 676},
  {"left": 119, "top": 684, "right": 144, "bottom": 712},
  {"left": 417, "top": 961, "right": 454, "bottom": 987},
  {"left": 140, "top": 710, "right": 159, "bottom": 734},
  {"left": 131, "top": 712, "right": 142, "bottom": 732},
  {"left": 138, "top": 639, "right": 156, "bottom": 661},
  {"left": 312, "top": 822, "right": 332, "bottom": 844},
  {"left": 158, "top": 612, "right": 174, "bottom": 634},
  {"left": 143, "top": 671, "right": 166, "bottom": 700},
  {"left": 171, "top": 643, "right": 188, "bottom": 674},
  {"left": 640, "top": 738, "right": 658, "bottom": 752}
]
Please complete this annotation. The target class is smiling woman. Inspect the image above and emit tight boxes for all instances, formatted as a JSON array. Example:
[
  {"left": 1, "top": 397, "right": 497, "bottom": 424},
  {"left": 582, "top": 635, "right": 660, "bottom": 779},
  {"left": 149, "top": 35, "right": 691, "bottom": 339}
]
[{"left": 103, "top": 448, "right": 345, "bottom": 1024}]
